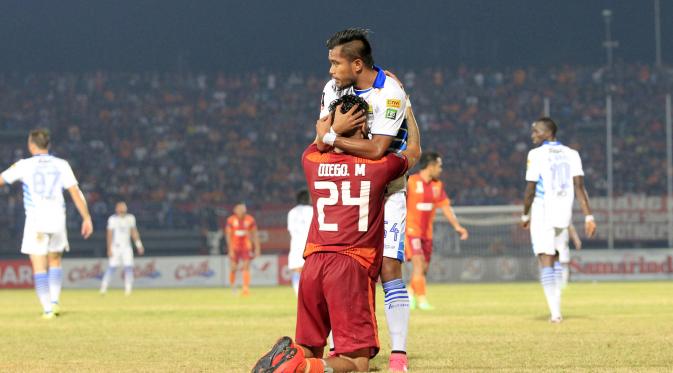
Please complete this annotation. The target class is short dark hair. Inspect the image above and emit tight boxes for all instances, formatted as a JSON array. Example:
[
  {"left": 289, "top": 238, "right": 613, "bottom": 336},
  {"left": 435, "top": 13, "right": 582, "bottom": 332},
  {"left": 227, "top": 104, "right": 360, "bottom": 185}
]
[
  {"left": 328, "top": 94, "right": 369, "bottom": 115},
  {"left": 419, "top": 151, "right": 441, "bottom": 170},
  {"left": 296, "top": 189, "right": 310, "bottom": 205},
  {"left": 535, "top": 117, "right": 558, "bottom": 136},
  {"left": 29, "top": 128, "right": 50, "bottom": 149},
  {"left": 326, "top": 28, "right": 374, "bottom": 67}
]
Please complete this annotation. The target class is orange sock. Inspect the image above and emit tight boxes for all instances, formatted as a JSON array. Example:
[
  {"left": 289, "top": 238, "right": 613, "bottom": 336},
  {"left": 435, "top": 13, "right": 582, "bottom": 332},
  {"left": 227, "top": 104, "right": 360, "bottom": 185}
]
[
  {"left": 229, "top": 271, "right": 236, "bottom": 286},
  {"left": 411, "top": 275, "right": 426, "bottom": 297},
  {"left": 242, "top": 270, "right": 250, "bottom": 290},
  {"left": 297, "top": 358, "right": 325, "bottom": 373}
]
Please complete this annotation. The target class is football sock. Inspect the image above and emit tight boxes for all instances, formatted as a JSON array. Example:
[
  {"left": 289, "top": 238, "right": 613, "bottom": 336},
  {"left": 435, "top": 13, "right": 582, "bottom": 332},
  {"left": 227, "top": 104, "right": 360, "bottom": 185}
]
[
  {"left": 561, "top": 263, "right": 570, "bottom": 289},
  {"left": 242, "top": 270, "right": 250, "bottom": 291},
  {"left": 34, "top": 272, "right": 52, "bottom": 314},
  {"left": 327, "top": 331, "right": 334, "bottom": 350},
  {"left": 540, "top": 266, "right": 561, "bottom": 319},
  {"left": 553, "top": 261, "right": 563, "bottom": 297},
  {"left": 124, "top": 266, "right": 134, "bottom": 294},
  {"left": 298, "top": 358, "right": 327, "bottom": 373},
  {"left": 48, "top": 267, "right": 63, "bottom": 305},
  {"left": 291, "top": 271, "right": 301, "bottom": 295},
  {"left": 382, "top": 279, "right": 409, "bottom": 352},
  {"left": 229, "top": 271, "right": 236, "bottom": 287},
  {"left": 411, "top": 275, "right": 426, "bottom": 298},
  {"left": 100, "top": 266, "right": 116, "bottom": 292}
]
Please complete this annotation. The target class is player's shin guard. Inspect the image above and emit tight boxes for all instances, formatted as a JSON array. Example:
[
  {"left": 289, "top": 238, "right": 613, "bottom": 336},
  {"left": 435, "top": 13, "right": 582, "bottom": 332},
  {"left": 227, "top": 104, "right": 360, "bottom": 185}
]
[
  {"left": 33, "top": 272, "right": 52, "bottom": 314},
  {"left": 124, "top": 266, "right": 134, "bottom": 295},
  {"left": 383, "top": 279, "right": 410, "bottom": 353},
  {"left": 48, "top": 267, "right": 63, "bottom": 305},
  {"left": 100, "top": 266, "right": 116, "bottom": 293},
  {"left": 540, "top": 266, "right": 561, "bottom": 319},
  {"left": 291, "top": 271, "right": 301, "bottom": 296}
]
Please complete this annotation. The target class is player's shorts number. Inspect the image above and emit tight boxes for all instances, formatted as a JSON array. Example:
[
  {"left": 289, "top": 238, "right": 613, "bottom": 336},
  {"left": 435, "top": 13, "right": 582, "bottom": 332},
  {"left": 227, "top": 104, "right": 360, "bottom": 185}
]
[{"left": 314, "top": 181, "right": 370, "bottom": 232}]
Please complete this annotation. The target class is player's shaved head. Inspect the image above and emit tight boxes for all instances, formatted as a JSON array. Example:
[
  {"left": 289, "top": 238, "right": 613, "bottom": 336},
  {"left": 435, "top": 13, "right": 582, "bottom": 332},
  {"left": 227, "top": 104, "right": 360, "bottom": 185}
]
[
  {"left": 326, "top": 28, "right": 374, "bottom": 67},
  {"left": 28, "top": 128, "right": 50, "bottom": 150},
  {"left": 534, "top": 117, "right": 558, "bottom": 136}
]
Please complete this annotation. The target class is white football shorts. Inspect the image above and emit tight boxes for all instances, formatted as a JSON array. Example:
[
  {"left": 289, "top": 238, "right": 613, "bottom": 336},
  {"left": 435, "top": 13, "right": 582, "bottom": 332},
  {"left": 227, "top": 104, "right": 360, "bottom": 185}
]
[
  {"left": 109, "top": 245, "right": 134, "bottom": 267},
  {"left": 530, "top": 200, "right": 569, "bottom": 259},
  {"left": 383, "top": 191, "right": 406, "bottom": 261},
  {"left": 21, "top": 218, "right": 69, "bottom": 256}
]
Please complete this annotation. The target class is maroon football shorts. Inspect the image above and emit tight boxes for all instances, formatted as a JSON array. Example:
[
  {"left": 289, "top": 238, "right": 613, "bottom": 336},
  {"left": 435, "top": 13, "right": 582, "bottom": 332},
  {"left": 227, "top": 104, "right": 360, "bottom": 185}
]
[
  {"left": 295, "top": 252, "right": 379, "bottom": 358},
  {"left": 230, "top": 247, "right": 251, "bottom": 263},
  {"left": 409, "top": 236, "right": 433, "bottom": 263}
]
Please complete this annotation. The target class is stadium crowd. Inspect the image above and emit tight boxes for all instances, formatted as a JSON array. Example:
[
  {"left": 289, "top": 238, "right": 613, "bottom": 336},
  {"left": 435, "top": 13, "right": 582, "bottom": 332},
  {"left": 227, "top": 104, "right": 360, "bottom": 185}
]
[{"left": 1, "top": 64, "right": 671, "bottom": 231}]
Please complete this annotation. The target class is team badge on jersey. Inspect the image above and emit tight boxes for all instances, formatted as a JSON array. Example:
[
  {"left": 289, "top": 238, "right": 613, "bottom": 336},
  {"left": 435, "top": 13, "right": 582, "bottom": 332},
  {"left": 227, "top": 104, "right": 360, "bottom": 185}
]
[{"left": 385, "top": 108, "right": 397, "bottom": 120}]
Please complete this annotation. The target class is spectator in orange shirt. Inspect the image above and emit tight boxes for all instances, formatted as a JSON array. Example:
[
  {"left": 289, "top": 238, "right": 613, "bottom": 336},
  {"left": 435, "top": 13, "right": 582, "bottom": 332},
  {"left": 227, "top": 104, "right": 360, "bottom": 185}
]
[
  {"left": 224, "top": 203, "right": 260, "bottom": 295},
  {"left": 406, "top": 152, "right": 468, "bottom": 310}
]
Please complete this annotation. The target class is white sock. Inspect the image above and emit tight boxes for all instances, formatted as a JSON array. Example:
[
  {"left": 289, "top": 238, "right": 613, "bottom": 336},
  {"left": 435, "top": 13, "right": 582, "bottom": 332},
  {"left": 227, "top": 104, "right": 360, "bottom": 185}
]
[
  {"left": 553, "top": 261, "right": 563, "bottom": 298},
  {"left": 540, "top": 266, "right": 561, "bottom": 319},
  {"left": 101, "top": 266, "right": 116, "bottom": 293},
  {"left": 327, "top": 331, "right": 334, "bottom": 351},
  {"left": 291, "top": 272, "right": 301, "bottom": 296},
  {"left": 34, "top": 272, "right": 52, "bottom": 314},
  {"left": 383, "top": 279, "right": 409, "bottom": 353},
  {"left": 561, "top": 264, "right": 570, "bottom": 289},
  {"left": 48, "top": 267, "right": 63, "bottom": 305},
  {"left": 124, "top": 266, "right": 134, "bottom": 295}
]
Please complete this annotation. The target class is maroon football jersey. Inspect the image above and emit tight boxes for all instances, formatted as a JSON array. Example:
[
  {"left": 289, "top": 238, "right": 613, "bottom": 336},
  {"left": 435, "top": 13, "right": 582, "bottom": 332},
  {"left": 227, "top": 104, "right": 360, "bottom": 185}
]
[{"left": 302, "top": 143, "right": 408, "bottom": 278}]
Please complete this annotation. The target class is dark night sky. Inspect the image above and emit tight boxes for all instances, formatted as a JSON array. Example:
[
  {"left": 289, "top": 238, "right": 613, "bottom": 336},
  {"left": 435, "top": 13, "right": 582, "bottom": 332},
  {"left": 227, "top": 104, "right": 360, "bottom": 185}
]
[{"left": 0, "top": 0, "right": 670, "bottom": 72}]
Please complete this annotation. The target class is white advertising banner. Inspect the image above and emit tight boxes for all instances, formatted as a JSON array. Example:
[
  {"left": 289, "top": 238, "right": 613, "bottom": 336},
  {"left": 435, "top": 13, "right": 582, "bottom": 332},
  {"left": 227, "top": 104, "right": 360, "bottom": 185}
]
[
  {"left": 569, "top": 249, "right": 673, "bottom": 281},
  {"left": 61, "top": 255, "right": 279, "bottom": 288}
]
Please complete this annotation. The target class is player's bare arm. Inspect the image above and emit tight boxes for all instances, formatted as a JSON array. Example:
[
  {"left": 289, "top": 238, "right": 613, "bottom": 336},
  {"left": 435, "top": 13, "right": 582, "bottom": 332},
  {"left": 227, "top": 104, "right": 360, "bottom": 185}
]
[
  {"left": 0, "top": 176, "right": 5, "bottom": 187},
  {"left": 400, "top": 102, "right": 422, "bottom": 168},
  {"left": 521, "top": 181, "right": 536, "bottom": 229},
  {"left": 569, "top": 224, "right": 582, "bottom": 250},
  {"left": 106, "top": 229, "right": 113, "bottom": 257},
  {"left": 251, "top": 227, "right": 261, "bottom": 258},
  {"left": 573, "top": 175, "right": 596, "bottom": 237},
  {"left": 67, "top": 185, "right": 93, "bottom": 239},
  {"left": 132, "top": 227, "right": 144, "bottom": 255},
  {"left": 332, "top": 133, "right": 395, "bottom": 160},
  {"left": 440, "top": 204, "right": 469, "bottom": 240}
]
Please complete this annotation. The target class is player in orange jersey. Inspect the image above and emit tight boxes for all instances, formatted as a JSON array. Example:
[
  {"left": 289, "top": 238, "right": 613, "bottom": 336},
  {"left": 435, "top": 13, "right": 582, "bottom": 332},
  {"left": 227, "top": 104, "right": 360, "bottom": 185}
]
[
  {"left": 406, "top": 152, "right": 468, "bottom": 310},
  {"left": 224, "top": 203, "right": 260, "bottom": 295}
]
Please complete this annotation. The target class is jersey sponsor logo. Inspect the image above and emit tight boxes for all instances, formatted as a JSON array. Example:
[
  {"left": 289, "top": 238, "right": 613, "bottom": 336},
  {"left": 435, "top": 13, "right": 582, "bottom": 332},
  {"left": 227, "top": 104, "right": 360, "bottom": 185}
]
[
  {"left": 416, "top": 202, "right": 434, "bottom": 211},
  {"left": 386, "top": 99, "right": 401, "bottom": 108},
  {"left": 385, "top": 108, "right": 397, "bottom": 120}
]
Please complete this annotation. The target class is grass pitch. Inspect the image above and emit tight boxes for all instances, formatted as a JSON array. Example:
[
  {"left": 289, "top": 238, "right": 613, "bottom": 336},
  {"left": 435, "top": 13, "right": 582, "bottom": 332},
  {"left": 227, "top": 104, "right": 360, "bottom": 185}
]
[{"left": 1, "top": 282, "right": 672, "bottom": 372}]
